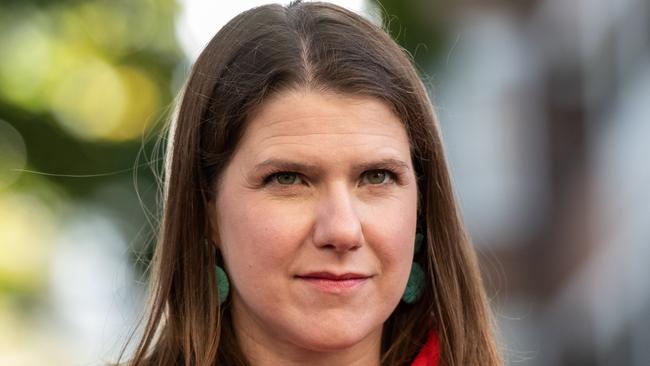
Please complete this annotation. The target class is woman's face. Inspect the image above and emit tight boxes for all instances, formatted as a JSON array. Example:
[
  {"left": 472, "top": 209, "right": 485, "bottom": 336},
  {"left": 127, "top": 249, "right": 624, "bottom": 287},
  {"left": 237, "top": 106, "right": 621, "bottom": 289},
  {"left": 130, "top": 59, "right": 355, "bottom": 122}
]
[{"left": 209, "top": 90, "right": 418, "bottom": 358}]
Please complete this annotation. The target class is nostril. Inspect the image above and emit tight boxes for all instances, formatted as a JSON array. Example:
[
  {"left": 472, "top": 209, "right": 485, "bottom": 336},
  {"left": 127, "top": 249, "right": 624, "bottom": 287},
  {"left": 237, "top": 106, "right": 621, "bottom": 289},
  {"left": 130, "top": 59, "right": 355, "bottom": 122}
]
[{"left": 315, "top": 237, "right": 362, "bottom": 253}]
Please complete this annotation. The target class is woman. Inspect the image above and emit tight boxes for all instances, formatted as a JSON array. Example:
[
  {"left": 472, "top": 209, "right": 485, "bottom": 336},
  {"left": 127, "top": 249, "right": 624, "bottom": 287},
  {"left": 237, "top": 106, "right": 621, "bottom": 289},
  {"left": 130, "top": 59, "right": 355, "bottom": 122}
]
[{"left": 120, "top": 1, "right": 502, "bottom": 365}]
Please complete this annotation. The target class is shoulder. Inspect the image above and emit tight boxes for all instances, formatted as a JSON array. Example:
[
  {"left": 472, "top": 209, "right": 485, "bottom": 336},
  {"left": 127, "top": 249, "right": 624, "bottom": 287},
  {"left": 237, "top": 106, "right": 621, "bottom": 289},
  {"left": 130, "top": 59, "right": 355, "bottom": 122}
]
[{"left": 410, "top": 332, "right": 440, "bottom": 366}]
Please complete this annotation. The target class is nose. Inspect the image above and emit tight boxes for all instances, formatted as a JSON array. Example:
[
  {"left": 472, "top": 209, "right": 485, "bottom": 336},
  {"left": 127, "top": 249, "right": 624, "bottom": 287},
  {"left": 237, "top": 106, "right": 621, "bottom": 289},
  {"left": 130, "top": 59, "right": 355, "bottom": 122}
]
[{"left": 312, "top": 184, "right": 363, "bottom": 253}]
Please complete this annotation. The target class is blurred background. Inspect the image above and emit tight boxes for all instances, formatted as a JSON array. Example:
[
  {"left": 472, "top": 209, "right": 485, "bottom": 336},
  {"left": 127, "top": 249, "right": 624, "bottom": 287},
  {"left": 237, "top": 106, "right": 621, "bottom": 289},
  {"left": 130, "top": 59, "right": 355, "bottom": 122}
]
[{"left": 0, "top": 0, "right": 648, "bottom": 365}]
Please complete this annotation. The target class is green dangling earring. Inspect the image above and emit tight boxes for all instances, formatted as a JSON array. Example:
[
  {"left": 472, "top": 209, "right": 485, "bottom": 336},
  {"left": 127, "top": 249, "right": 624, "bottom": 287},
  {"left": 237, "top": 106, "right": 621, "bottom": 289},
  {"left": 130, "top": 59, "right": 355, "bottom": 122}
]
[
  {"left": 203, "top": 237, "right": 230, "bottom": 305},
  {"left": 216, "top": 265, "right": 230, "bottom": 305},
  {"left": 207, "top": 238, "right": 230, "bottom": 305},
  {"left": 402, "top": 232, "right": 425, "bottom": 304}
]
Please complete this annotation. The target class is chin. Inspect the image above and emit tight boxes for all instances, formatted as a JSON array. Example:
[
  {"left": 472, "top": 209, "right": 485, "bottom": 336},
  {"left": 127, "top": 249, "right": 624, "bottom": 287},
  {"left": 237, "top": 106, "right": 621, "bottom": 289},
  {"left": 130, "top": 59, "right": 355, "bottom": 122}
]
[{"left": 289, "top": 321, "right": 381, "bottom": 353}]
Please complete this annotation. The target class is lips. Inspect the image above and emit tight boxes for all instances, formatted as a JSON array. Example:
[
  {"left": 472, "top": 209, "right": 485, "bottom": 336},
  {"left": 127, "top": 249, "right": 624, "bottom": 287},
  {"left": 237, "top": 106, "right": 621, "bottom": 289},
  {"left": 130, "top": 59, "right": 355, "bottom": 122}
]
[
  {"left": 296, "top": 271, "right": 372, "bottom": 293},
  {"left": 297, "top": 272, "right": 371, "bottom": 280}
]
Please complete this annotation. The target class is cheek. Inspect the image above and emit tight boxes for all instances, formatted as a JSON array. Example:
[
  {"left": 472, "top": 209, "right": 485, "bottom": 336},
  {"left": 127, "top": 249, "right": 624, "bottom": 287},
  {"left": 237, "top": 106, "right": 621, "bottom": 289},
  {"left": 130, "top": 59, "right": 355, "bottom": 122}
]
[
  {"left": 379, "top": 216, "right": 417, "bottom": 275},
  {"left": 216, "top": 190, "right": 310, "bottom": 280},
  {"left": 362, "top": 194, "right": 418, "bottom": 278}
]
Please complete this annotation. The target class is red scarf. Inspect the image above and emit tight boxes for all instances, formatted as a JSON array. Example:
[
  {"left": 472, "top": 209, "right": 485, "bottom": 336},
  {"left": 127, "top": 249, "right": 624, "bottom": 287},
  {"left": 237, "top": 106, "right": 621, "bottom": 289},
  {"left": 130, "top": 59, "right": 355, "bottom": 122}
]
[{"left": 410, "top": 332, "right": 440, "bottom": 366}]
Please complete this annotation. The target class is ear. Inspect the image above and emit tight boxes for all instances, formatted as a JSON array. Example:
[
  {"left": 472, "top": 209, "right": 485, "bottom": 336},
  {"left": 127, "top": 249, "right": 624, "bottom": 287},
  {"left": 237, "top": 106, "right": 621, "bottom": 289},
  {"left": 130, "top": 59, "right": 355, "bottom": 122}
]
[{"left": 206, "top": 198, "right": 221, "bottom": 249}]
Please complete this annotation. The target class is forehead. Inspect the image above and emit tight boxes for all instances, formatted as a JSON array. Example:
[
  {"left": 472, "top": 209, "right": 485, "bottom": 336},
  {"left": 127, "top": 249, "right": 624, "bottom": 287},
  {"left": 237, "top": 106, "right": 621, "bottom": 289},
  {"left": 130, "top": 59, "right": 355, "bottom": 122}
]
[{"left": 236, "top": 90, "right": 411, "bottom": 159}]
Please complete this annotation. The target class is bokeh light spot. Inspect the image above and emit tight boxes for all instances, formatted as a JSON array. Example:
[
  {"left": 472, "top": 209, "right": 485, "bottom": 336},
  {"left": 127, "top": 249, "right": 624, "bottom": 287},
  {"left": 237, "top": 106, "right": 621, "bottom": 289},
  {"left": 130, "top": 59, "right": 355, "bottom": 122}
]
[
  {"left": 0, "top": 11, "right": 53, "bottom": 110},
  {"left": 50, "top": 59, "right": 127, "bottom": 141},
  {"left": 0, "top": 192, "right": 57, "bottom": 294},
  {"left": 49, "top": 58, "right": 160, "bottom": 142},
  {"left": 107, "top": 66, "right": 161, "bottom": 141}
]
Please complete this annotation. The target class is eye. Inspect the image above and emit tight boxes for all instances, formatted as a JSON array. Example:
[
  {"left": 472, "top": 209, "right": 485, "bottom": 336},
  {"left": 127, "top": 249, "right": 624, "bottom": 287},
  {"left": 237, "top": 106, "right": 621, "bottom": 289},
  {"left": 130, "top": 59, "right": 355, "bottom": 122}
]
[
  {"left": 268, "top": 172, "right": 303, "bottom": 185},
  {"left": 362, "top": 170, "right": 394, "bottom": 185}
]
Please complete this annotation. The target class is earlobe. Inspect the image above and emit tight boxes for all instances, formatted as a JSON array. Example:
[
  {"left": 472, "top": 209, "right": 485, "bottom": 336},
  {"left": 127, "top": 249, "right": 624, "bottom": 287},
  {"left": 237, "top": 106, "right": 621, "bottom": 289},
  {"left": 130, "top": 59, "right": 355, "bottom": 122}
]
[{"left": 206, "top": 200, "right": 221, "bottom": 249}]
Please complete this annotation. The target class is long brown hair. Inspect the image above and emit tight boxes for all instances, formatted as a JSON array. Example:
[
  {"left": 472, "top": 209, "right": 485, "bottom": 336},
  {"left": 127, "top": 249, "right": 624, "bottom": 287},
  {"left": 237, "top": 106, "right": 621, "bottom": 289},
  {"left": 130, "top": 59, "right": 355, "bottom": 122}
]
[{"left": 119, "top": 1, "right": 501, "bottom": 365}]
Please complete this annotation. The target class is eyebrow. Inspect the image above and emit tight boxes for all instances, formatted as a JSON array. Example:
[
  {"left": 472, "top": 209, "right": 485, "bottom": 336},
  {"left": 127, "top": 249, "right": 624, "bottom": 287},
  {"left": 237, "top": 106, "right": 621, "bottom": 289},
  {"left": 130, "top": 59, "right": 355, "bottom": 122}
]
[{"left": 252, "top": 157, "right": 411, "bottom": 174}]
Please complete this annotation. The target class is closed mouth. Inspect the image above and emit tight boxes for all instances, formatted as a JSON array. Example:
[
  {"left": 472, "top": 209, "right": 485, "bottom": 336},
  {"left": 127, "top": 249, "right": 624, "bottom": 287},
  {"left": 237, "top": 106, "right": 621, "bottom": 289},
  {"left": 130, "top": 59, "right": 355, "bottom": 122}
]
[
  {"left": 295, "top": 272, "right": 372, "bottom": 293},
  {"left": 296, "top": 272, "right": 372, "bottom": 280}
]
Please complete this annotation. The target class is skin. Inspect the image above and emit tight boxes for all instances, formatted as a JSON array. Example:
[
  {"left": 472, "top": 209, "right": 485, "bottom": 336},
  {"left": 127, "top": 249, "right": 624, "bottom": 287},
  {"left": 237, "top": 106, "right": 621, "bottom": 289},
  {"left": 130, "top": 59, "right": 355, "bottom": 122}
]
[{"left": 208, "top": 90, "right": 418, "bottom": 366}]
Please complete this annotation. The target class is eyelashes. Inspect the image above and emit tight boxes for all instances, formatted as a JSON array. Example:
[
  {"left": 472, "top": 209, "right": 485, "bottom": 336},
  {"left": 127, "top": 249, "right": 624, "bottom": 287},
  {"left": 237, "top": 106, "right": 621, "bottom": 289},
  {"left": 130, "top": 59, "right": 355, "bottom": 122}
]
[
  {"left": 265, "top": 171, "right": 304, "bottom": 186},
  {"left": 360, "top": 170, "right": 397, "bottom": 185},
  {"left": 262, "top": 169, "right": 400, "bottom": 187}
]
